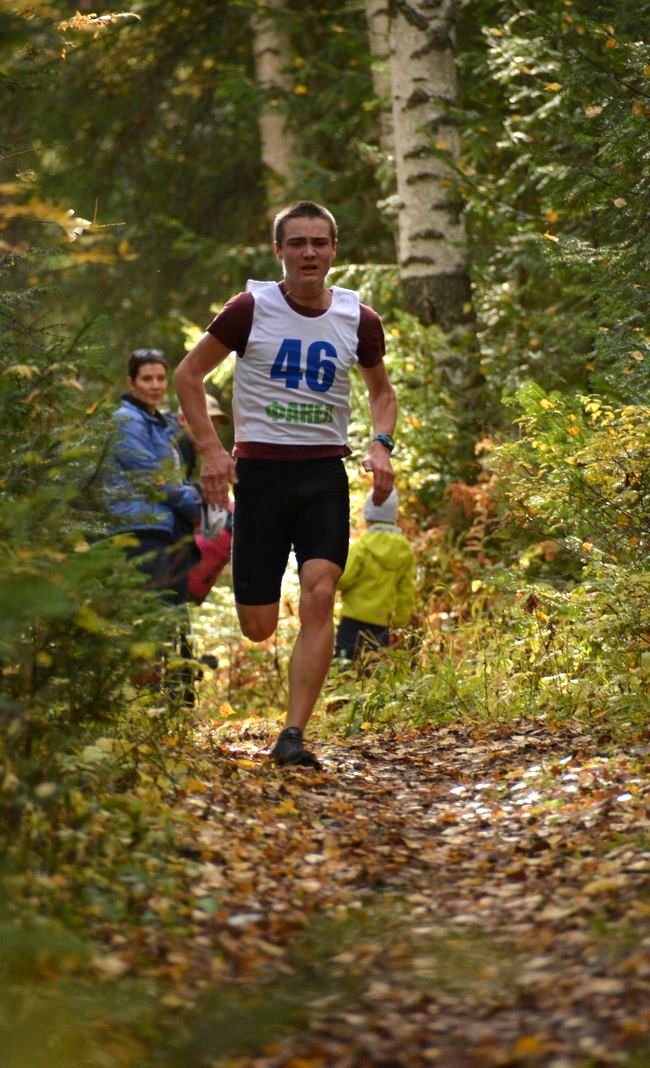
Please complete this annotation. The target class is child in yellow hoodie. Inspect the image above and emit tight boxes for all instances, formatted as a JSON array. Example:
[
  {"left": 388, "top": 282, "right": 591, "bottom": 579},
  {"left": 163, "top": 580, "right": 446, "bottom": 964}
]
[{"left": 335, "top": 488, "right": 416, "bottom": 661}]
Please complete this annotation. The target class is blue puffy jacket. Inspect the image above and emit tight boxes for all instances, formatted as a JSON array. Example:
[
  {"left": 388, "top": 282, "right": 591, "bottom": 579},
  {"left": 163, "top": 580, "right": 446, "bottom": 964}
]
[{"left": 103, "top": 395, "right": 201, "bottom": 540}]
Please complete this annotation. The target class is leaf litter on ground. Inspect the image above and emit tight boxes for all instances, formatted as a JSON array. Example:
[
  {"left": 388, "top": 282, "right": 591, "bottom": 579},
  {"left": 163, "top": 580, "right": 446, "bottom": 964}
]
[
  {"left": 161, "top": 718, "right": 650, "bottom": 1067},
  {"left": 4, "top": 718, "right": 650, "bottom": 1067}
]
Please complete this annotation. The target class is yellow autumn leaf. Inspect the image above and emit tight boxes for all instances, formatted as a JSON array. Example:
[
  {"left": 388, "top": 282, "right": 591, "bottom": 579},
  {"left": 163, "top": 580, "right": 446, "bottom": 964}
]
[
  {"left": 583, "top": 876, "right": 625, "bottom": 895},
  {"left": 77, "top": 605, "right": 105, "bottom": 633},
  {"left": 91, "top": 954, "right": 130, "bottom": 979},
  {"left": 186, "top": 778, "right": 210, "bottom": 793},
  {"left": 544, "top": 82, "right": 562, "bottom": 91},
  {"left": 110, "top": 532, "right": 139, "bottom": 548},
  {"left": 4, "top": 364, "right": 38, "bottom": 379},
  {"left": 130, "top": 641, "right": 158, "bottom": 660},
  {"left": 35, "top": 782, "right": 57, "bottom": 799},
  {"left": 513, "top": 1035, "right": 547, "bottom": 1057}
]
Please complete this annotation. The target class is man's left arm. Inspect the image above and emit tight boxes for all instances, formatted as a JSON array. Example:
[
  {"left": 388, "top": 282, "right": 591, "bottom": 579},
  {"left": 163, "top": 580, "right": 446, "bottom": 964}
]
[{"left": 359, "top": 361, "right": 397, "bottom": 505}]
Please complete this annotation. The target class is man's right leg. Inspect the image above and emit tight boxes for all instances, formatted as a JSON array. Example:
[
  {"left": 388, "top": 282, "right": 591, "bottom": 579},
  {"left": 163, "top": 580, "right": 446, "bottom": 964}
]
[{"left": 236, "top": 602, "right": 279, "bottom": 642}]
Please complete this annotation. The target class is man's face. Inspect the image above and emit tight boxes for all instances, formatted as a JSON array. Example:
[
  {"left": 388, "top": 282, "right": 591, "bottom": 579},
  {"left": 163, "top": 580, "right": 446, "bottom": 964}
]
[
  {"left": 274, "top": 216, "right": 336, "bottom": 291},
  {"left": 128, "top": 361, "right": 168, "bottom": 412}
]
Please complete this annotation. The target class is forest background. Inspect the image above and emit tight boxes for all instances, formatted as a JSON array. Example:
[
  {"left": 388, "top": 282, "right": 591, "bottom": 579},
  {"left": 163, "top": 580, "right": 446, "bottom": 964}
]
[{"left": 1, "top": 0, "right": 649, "bottom": 1065}]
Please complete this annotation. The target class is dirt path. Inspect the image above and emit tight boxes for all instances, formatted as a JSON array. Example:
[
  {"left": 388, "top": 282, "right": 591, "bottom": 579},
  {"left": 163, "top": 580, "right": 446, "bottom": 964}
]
[{"left": 174, "top": 720, "right": 650, "bottom": 1067}]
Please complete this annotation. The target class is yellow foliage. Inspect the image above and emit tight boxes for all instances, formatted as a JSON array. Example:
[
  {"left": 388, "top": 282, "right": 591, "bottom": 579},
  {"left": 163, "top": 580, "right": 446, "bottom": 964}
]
[
  {"left": 130, "top": 641, "right": 158, "bottom": 660},
  {"left": 76, "top": 605, "right": 106, "bottom": 633},
  {"left": 3, "top": 364, "right": 38, "bottom": 379},
  {"left": 57, "top": 12, "right": 141, "bottom": 33}
]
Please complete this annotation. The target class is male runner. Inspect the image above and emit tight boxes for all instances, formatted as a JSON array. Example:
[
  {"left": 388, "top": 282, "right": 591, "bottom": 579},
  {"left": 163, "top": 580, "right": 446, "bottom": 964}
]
[{"left": 175, "top": 200, "right": 396, "bottom": 767}]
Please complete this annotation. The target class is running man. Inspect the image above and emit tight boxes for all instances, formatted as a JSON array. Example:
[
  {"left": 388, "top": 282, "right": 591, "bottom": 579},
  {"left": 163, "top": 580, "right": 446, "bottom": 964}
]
[{"left": 175, "top": 200, "right": 396, "bottom": 767}]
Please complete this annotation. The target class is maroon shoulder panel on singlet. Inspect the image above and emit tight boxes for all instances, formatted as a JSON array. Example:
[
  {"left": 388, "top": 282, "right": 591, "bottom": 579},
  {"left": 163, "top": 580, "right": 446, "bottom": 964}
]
[{"left": 206, "top": 284, "right": 385, "bottom": 367}]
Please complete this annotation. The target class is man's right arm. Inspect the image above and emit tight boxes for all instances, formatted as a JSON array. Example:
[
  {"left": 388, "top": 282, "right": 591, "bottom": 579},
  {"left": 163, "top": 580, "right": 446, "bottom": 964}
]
[{"left": 175, "top": 332, "right": 236, "bottom": 507}]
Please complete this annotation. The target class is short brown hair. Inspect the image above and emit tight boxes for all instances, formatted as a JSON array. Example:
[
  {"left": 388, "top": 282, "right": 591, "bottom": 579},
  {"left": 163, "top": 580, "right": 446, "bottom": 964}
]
[
  {"left": 128, "top": 348, "right": 167, "bottom": 380},
  {"left": 273, "top": 200, "right": 338, "bottom": 246}
]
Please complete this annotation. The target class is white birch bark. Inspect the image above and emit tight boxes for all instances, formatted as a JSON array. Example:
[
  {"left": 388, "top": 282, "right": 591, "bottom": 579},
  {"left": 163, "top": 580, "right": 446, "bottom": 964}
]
[
  {"left": 389, "top": 0, "right": 471, "bottom": 328},
  {"left": 365, "top": 0, "right": 394, "bottom": 155},
  {"left": 252, "top": 0, "right": 297, "bottom": 211}
]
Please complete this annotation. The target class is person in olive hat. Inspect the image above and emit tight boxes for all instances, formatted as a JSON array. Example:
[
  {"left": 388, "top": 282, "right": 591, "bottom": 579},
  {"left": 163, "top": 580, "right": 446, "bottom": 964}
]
[{"left": 169, "top": 394, "right": 229, "bottom": 481}]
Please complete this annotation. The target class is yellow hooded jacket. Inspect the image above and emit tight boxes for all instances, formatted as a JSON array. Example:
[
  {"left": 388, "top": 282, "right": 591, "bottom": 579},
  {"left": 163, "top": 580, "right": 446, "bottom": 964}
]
[{"left": 338, "top": 523, "right": 416, "bottom": 628}]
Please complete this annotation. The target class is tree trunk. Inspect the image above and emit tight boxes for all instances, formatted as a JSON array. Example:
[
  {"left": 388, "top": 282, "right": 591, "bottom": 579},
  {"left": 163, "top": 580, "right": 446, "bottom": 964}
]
[
  {"left": 365, "top": 0, "right": 394, "bottom": 155},
  {"left": 252, "top": 0, "right": 297, "bottom": 213},
  {"left": 389, "top": 0, "right": 471, "bottom": 330}
]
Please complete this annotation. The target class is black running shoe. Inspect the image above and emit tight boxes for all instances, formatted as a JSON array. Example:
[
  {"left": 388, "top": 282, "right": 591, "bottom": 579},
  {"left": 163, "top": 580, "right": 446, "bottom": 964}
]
[{"left": 271, "top": 727, "right": 321, "bottom": 770}]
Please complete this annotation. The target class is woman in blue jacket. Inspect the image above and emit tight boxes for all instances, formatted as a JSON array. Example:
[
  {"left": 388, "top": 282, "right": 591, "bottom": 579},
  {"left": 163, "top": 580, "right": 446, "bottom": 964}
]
[{"left": 104, "top": 349, "right": 202, "bottom": 604}]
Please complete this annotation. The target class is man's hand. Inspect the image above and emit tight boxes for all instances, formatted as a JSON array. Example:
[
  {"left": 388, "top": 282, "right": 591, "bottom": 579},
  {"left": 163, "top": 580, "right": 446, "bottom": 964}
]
[
  {"left": 175, "top": 332, "right": 236, "bottom": 507},
  {"left": 201, "top": 445, "right": 236, "bottom": 508},
  {"left": 362, "top": 439, "right": 394, "bottom": 504}
]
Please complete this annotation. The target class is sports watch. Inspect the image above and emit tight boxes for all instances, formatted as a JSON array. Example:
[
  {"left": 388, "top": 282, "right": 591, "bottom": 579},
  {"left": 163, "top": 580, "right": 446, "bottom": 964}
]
[{"left": 372, "top": 433, "right": 395, "bottom": 454}]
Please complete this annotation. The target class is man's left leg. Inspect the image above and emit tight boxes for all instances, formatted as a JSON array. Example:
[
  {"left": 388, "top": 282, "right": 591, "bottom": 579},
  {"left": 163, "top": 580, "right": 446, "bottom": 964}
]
[
  {"left": 271, "top": 558, "right": 341, "bottom": 768},
  {"left": 288, "top": 558, "right": 341, "bottom": 730},
  {"left": 270, "top": 457, "right": 349, "bottom": 768}
]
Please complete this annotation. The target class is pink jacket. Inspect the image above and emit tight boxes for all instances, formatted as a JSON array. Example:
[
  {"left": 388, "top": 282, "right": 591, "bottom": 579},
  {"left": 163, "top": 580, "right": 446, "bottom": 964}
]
[{"left": 187, "top": 524, "right": 232, "bottom": 604}]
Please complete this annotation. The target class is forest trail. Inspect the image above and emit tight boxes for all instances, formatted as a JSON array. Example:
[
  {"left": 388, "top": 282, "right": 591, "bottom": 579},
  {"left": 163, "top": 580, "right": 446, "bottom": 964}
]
[{"left": 171, "top": 719, "right": 650, "bottom": 1067}]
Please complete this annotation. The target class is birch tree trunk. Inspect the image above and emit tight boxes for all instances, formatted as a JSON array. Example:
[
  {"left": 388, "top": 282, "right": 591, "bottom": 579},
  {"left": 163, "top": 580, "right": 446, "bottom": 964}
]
[
  {"left": 252, "top": 0, "right": 297, "bottom": 213},
  {"left": 365, "top": 0, "right": 394, "bottom": 155},
  {"left": 389, "top": 0, "right": 471, "bottom": 329}
]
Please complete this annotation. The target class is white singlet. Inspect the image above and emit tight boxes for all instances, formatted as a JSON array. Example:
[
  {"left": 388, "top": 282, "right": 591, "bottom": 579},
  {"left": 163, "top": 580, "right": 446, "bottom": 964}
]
[{"left": 232, "top": 280, "right": 360, "bottom": 447}]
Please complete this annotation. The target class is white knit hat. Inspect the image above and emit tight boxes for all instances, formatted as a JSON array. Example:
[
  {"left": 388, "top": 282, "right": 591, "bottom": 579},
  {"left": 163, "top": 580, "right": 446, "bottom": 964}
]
[{"left": 363, "top": 487, "right": 398, "bottom": 524}]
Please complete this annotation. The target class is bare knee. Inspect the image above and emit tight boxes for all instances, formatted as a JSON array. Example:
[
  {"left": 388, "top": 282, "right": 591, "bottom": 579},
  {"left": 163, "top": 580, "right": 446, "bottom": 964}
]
[
  {"left": 240, "top": 618, "right": 275, "bottom": 642},
  {"left": 299, "top": 562, "right": 340, "bottom": 626},
  {"left": 237, "top": 603, "right": 278, "bottom": 642},
  {"left": 303, "top": 582, "right": 335, "bottom": 622}
]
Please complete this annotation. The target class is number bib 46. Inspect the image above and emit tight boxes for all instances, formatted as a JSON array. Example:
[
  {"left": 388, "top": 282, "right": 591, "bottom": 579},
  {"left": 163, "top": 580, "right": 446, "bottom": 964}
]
[{"left": 234, "top": 280, "right": 360, "bottom": 447}]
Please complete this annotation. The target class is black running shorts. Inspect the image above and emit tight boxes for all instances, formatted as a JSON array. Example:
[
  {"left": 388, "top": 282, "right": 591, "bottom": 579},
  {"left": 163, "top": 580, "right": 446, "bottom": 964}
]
[{"left": 232, "top": 457, "right": 350, "bottom": 605}]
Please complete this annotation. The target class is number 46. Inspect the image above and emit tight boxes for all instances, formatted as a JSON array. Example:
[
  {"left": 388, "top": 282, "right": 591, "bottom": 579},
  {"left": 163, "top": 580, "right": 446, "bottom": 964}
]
[{"left": 270, "top": 338, "right": 337, "bottom": 394}]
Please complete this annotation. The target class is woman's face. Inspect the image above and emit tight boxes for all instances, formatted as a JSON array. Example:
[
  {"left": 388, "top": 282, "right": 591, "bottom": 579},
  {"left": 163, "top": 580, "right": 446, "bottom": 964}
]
[{"left": 128, "top": 361, "right": 168, "bottom": 412}]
